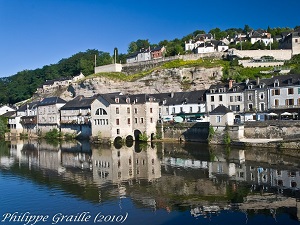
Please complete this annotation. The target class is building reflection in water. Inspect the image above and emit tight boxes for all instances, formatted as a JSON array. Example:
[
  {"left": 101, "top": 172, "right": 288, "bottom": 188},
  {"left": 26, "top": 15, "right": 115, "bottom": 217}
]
[{"left": 2, "top": 140, "right": 300, "bottom": 221}]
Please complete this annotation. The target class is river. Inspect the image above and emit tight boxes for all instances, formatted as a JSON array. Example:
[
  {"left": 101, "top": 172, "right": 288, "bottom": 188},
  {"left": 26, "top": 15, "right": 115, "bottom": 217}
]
[{"left": 0, "top": 139, "right": 300, "bottom": 225}]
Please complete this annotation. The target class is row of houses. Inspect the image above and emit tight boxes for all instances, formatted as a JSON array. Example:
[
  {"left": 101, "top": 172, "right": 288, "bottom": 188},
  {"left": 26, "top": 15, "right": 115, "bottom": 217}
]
[
  {"left": 3, "top": 73, "right": 300, "bottom": 141},
  {"left": 185, "top": 28, "right": 300, "bottom": 55}
]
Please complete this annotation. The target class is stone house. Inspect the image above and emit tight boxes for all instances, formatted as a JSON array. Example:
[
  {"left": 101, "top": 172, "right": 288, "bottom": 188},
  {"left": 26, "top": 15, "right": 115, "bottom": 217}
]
[
  {"left": 150, "top": 46, "right": 166, "bottom": 59},
  {"left": 37, "top": 97, "right": 66, "bottom": 133},
  {"left": 18, "top": 101, "right": 39, "bottom": 135},
  {"left": 60, "top": 95, "right": 96, "bottom": 138},
  {"left": 206, "top": 80, "right": 246, "bottom": 123},
  {"left": 268, "top": 74, "right": 300, "bottom": 116},
  {"left": 244, "top": 77, "right": 269, "bottom": 121},
  {"left": 152, "top": 90, "right": 207, "bottom": 122},
  {"left": 280, "top": 28, "right": 300, "bottom": 55},
  {"left": 91, "top": 93, "right": 159, "bottom": 141},
  {"left": 209, "top": 105, "right": 234, "bottom": 128}
]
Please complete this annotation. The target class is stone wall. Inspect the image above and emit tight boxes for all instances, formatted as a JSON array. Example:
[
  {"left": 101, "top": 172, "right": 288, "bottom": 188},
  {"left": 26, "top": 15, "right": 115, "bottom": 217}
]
[
  {"left": 230, "top": 49, "right": 292, "bottom": 60},
  {"left": 94, "top": 64, "right": 122, "bottom": 73},
  {"left": 244, "top": 121, "right": 300, "bottom": 139},
  {"left": 157, "top": 122, "right": 209, "bottom": 142},
  {"left": 121, "top": 52, "right": 224, "bottom": 75}
]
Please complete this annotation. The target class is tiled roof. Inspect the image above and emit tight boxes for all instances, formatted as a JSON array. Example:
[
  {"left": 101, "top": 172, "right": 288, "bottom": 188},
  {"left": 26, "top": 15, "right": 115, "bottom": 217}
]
[
  {"left": 210, "top": 105, "right": 232, "bottom": 115},
  {"left": 18, "top": 101, "right": 39, "bottom": 112},
  {"left": 99, "top": 93, "right": 158, "bottom": 104},
  {"left": 38, "top": 97, "right": 66, "bottom": 106},
  {"left": 152, "top": 90, "right": 206, "bottom": 106},
  {"left": 61, "top": 95, "right": 97, "bottom": 110}
]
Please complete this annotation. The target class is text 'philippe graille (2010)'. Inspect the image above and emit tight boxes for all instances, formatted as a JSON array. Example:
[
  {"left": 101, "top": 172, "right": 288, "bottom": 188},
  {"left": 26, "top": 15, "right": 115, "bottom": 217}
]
[{"left": 1, "top": 211, "right": 129, "bottom": 224}]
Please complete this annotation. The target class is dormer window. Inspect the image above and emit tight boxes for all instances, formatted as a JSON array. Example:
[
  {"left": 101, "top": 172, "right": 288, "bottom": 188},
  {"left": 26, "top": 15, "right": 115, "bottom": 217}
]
[
  {"left": 233, "top": 87, "right": 237, "bottom": 92},
  {"left": 219, "top": 88, "right": 223, "bottom": 93},
  {"left": 259, "top": 83, "right": 265, "bottom": 88},
  {"left": 274, "top": 79, "right": 279, "bottom": 87},
  {"left": 288, "top": 78, "right": 293, "bottom": 85},
  {"left": 149, "top": 97, "right": 153, "bottom": 102},
  {"left": 248, "top": 85, "right": 253, "bottom": 90},
  {"left": 210, "top": 89, "right": 216, "bottom": 93},
  {"left": 115, "top": 97, "right": 119, "bottom": 103},
  {"left": 126, "top": 97, "right": 130, "bottom": 103}
]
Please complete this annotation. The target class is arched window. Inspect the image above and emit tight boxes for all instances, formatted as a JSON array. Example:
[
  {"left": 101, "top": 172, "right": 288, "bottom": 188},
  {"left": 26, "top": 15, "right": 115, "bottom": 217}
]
[{"left": 95, "top": 108, "right": 107, "bottom": 115}]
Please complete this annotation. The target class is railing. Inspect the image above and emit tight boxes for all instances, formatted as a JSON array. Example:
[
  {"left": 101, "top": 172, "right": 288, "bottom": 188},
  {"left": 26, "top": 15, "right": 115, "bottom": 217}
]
[{"left": 271, "top": 105, "right": 300, "bottom": 109}]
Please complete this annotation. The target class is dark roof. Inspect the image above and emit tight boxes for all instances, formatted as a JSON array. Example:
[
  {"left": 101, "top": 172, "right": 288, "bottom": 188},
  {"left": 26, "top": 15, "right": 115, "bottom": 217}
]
[
  {"left": 208, "top": 82, "right": 246, "bottom": 93},
  {"left": 38, "top": 97, "right": 66, "bottom": 106},
  {"left": 210, "top": 105, "right": 232, "bottom": 115},
  {"left": 99, "top": 93, "right": 158, "bottom": 105},
  {"left": 18, "top": 101, "right": 39, "bottom": 112},
  {"left": 152, "top": 90, "right": 206, "bottom": 106},
  {"left": 2, "top": 111, "right": 16, "bottom": 117},
  {"left": 61, "top": 95, "right": 97, "bottom": 110}
]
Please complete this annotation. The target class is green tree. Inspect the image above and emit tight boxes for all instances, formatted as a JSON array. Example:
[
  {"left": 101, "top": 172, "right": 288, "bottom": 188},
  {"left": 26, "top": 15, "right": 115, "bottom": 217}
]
[
  {"left": 243, "top": 24, "right": 252, "bottom": 34},
  {"left": 0, "top": 116, "right": 8, "bottom": 139}
]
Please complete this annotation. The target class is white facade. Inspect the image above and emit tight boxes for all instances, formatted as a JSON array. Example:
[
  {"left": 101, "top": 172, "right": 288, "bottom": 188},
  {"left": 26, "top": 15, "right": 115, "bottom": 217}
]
[{"left": 269, "top": 81, "right": 300, "bottom": 110}]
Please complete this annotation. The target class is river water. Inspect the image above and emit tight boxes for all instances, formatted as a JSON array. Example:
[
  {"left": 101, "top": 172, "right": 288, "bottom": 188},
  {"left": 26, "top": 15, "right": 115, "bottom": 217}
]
[{"left": 1, "top": 140, "right": 300, "bottom": 225}]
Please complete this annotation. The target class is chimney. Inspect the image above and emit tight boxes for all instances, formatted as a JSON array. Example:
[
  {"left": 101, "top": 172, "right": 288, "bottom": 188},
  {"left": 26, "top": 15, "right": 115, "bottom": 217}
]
[
  {"left": 171, "top": 92, "right": 174, "bottom": 98},
  {"left": 229, "top": 80, "right": 233, "bottom": 89},
  {"left": 256, "top": 76, "right": 260, "bottom": 85}
]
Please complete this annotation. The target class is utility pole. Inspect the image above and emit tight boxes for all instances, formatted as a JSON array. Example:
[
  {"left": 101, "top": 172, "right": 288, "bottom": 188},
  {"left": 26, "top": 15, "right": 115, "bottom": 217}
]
[{"left": 94, "top": 55, "right": 97, "bottom": 67}]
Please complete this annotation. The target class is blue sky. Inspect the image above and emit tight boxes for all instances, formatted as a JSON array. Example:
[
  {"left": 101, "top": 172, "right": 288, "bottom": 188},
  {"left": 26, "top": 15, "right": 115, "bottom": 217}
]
[{"left": 0, "top": 0, "right": 299, "bottom": 78}]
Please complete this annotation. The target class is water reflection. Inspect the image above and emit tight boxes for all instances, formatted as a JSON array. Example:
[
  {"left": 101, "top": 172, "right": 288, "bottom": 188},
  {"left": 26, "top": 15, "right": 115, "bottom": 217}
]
[{"left": 1, "top": 140, "right": 300, "bottom": 223}]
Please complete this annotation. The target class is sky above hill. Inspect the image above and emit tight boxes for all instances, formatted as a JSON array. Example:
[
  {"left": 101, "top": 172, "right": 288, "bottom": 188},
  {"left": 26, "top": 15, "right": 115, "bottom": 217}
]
[{"left": 0, "top": 0, "right": 299, "bottom": 78}]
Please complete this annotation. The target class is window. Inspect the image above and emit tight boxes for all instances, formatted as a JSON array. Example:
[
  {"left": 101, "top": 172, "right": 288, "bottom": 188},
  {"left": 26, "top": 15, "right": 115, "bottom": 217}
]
[
  {"left": 150, "top": 108, "right": 153, "bottom": 113},
  {"left": 116, "top": 119, "right": 119, "bottom": 125},
  {"left": 211, "top": 105, "right": 215, "bottom": 111},
  {"left": 211, "top": 96, "right": 214, "bottom": 102},
  {"left": 135, "top": 118, "right": 138, "bottom": 123},
  {"left": 127, "top": 107, "right": 130, "bottom": 113},
  {"left": 127, "top": 118, "right": 130, "bottom": 124},
  {"left": 172, "top": 107, "right": 175, "bottom": 114},
  {"left": 180, "top": 107, "right": 183, "bottom": 112},
  {"left": 272, "top": 89, "right": 281, "bottom": 95},
  {"left": 275, "top": 99, "right": 279, "bottom": 106},
  {"left": 219, "top": 95, "right": 223, "bottom": 101},
  {"left": 190, "top": 107, "right": 193, "bottom": 113},
  {"left": 259, "top": 93, "right": 264, "bottom": 100},
  {"left": 248, "top": 94, "right": 253, "bottom": 101},
  {"left": 286, "top": 99, "right": 294, "bottom": 105},
  {"left": 216, "top": 116, "right": 221, "bottom": 123},
  {"left": 288, "top": 88, "right": 294, "bottom": 95},
  {"left": 260, "top": 103, "right": 265, "bottom": 111},
  {"left": 134, "top": 108, "right": 137, "bottom": 114},
  {"left": 150, "top": 118, "right": 153, "bottom": 123},
  {"left": 117, "top": 129, "right": 120, "bottom": 134},
  {"left": 116, "top": 107, "right": 119, "bottom": 114},
  {"left": 115, "top": 98, "right": 119, "bottom": 103},
  {"left": 126, "top": 98, "right": 130, "bottom": 103},
  {"left": 236, "top": 96, "right": 242, "bottom": 101},
  {"left": 230, "top": 96, "right": 234, "bottom": 102},
  {"left": 95, "top": 108, "right": 107, "bottom": 115},
  {"left": 140, "top": 118, "right": 144, "bottom": 123},
  {"left": 249, "top": 104, "right": 253, "bottom": 110}
]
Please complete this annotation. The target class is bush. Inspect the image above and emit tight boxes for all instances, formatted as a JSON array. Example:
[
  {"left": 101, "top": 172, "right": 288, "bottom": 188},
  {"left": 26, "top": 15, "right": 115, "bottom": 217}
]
[{"left": 45, "top": 128, "right": 62, "bottom": 140}]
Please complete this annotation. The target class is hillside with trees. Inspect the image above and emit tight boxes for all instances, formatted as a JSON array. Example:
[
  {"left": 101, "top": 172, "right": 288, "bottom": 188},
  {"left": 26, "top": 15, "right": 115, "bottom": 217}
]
[{"left": 0, "top": 25, "right": 299, "bottom": 105}]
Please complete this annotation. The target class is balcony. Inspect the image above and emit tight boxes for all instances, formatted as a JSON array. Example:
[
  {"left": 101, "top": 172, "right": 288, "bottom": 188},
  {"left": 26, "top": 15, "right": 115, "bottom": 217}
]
[
  {"left": 20, "top": 116, "right": 37, "bottom": 125},
  {"left": 271, "top": 105, "right": 300, "bottom": 109}
]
